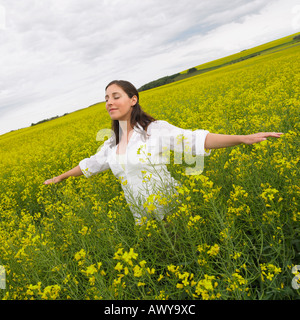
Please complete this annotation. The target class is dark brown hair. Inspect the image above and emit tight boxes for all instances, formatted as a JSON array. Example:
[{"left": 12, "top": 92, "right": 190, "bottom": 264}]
[{"left": 105, "top": 80, "right": 156, "bottom": 144}]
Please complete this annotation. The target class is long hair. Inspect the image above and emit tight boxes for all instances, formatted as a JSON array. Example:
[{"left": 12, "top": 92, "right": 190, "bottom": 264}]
[{"left": 105, "top": 80, "right": 156, "bottom": 145}]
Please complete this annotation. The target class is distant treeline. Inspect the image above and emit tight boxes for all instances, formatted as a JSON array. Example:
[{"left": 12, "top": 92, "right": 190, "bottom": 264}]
[
  {"left": 294, "top": 34, "right": 300, "bottom": 41},
  {"left": 31, "top": 113, "right": 69, "bottom": 126},
  {"left": 138, "top": 68, "right": 200, "bottom": 92},
  {"left": 138, "top": 73, "right": 180, "bottom": 92}
]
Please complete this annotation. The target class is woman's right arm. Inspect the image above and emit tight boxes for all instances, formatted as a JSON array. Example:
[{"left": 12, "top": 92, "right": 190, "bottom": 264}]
[
  {"left": 44, "top": 165, "right": 83, "bottom": 185},
  {"left": 44, "top": 135, "right": 114, "bottom": 185}
]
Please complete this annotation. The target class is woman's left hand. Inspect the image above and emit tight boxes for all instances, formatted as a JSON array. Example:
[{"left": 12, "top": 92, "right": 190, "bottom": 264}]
[{"left": 242, "top": 132, "right": 284, "bottom": 145}]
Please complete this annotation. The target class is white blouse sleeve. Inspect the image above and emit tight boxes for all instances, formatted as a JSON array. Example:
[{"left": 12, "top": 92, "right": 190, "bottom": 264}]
[
  {"left": 151, "top": 120, "right": 211, "bottom": 156},
  {"left": 79, "top": 137, "right": 113, "bottom": 178}
]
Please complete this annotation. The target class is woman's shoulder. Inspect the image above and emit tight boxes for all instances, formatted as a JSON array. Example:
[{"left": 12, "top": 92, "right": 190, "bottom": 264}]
[{"left": 148, "top": 119, "right": 170, "bottom": 129}]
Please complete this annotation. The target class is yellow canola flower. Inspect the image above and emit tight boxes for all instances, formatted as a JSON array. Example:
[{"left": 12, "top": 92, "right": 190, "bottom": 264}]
[
  {"left": 113, "top": 247, "right": 124, "bottom": 260},
  {"left": 155, "top": 290, "right": 169, "bottom": 300},
  {"left": 167, "top": 264, "right": 180, "bottom": 273},
  {"left": 133, "top": 265, "right": 143, "bottom": 277},
  {"left": 182, "top": 278, "right": 190, "bottom": 287},
  {"left": 41, "top": 285, "right": 61, "bottom": 300},
  {"left": 260, "top": 263, "right": 282, "bottom": 282},
  {"left": 146, "top": 267, "right": 155, "bottom": 275},
  {"left": 74, "top": 249, "right": 86, "bottom": 261},
  {"left": 78, "top": 226, "right": 90, "bottom": 236},
  {"left": 82, "top": 264, "right": 98, "bottom": 276},
  {"left": 121, "top": 248, "right": 139, "bottom": 266},
  {"left": 197, "top": 243, "right": 220, "bottom": 257},
  {"left": 137, "top": 282, "right": 146, "bottom": 287},
  {"left": 207, "top": 244, "right": 220, "bottom": 257},
  {"left": 114, "top": 262, "right": 123, "bottom": 272},
  {"left": 139, "top": 260, "right": 147, "bottom": 267},
  {"left": 157, "top": 274, "right": 164, "bottom": 282},
  {"left": 194, "top": 275, "right": 219, "bottom": 300}
]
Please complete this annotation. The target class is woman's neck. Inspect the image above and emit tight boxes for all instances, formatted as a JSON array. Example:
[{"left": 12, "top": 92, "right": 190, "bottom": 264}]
[{"left": 119, "top": 120, "right": 134, "bottom": 141}]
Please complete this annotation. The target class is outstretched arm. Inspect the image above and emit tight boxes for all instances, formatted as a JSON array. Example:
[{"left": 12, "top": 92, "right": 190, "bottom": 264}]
[
  {"left": 204, "top": 132, "right": 284, "bottom": 150},
  {"left": 44, "top": 165, "right": 83, "bottom": 185}
]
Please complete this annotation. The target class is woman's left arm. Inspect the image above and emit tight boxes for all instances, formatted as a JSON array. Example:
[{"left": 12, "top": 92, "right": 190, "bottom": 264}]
[{"left": 204, "top": 132, "right": 284, "bottom": 149}]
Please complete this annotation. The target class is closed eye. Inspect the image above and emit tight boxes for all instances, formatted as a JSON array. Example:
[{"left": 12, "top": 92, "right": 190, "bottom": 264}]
[{"left": 105, "top": 94, "right": 120, "bottom": 102}]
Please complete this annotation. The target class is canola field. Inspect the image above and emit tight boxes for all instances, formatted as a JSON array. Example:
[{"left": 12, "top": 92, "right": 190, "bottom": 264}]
[{"left": 0, "top": 42, "right": 299, "bottom": 300}]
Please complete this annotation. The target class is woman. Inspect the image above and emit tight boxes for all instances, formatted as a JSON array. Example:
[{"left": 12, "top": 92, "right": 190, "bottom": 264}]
[{"left": 44, "top": 80, "right": 284, "bottom": 223}]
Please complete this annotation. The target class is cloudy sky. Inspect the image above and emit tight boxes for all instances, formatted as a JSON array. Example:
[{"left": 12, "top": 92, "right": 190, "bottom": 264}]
[{"left": 0, "top": 0, "right": 299, "bottom": 135}]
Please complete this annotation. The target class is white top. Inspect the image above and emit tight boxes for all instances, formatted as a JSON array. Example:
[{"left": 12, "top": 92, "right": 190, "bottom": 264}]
[
  {"left": 79, "top": 120, "right": 211, "bottom": 223},
  {"left": 115, "top": 153, "right": 126, "bottom": 170}
]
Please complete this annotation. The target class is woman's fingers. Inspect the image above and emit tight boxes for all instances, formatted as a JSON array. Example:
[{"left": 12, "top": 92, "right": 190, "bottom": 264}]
[
  {"left": 265, "top": 132, "right": 284, "bottom": 137},
  {"left": 44, "top": 177, "right": 57, "bottom": 185},
  {"left": 243, "top": 132, "right": 284, "bottom": 145},
  {"left": 260, "top": 132, "right": 284, "bottom": 141}
]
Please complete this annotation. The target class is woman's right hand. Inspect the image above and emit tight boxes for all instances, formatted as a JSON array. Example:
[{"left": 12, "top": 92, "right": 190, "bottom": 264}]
[{"left": 43, "top": 176, "right": 62, "bottom": 185}]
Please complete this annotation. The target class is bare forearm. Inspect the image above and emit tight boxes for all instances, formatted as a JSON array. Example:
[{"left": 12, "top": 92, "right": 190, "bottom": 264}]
[
  {"left": 58, "top": 165, "right": 83, "bottom": 180},
  {"left": 204, "top": 131, "right": 284, "bottom": 150},
  {"left": 44, "top": 165, "right": 83, "bottom": 184},
  {"left": 205, "top": 133, "right": 244, "bottom": 149}
]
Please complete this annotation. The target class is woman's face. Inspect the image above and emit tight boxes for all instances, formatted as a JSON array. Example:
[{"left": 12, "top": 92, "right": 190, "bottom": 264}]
[{"left": 105, "top": 84, "right": 137, "bottom": 122}]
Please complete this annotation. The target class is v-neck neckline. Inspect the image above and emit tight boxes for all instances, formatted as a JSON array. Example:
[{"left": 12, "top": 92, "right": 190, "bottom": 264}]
[
  {"left": 115, "top": 128, "right": 136, "bottom": 155},
  {"left": 115, "top": 123, "right": 144, "bottom": 157}
]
